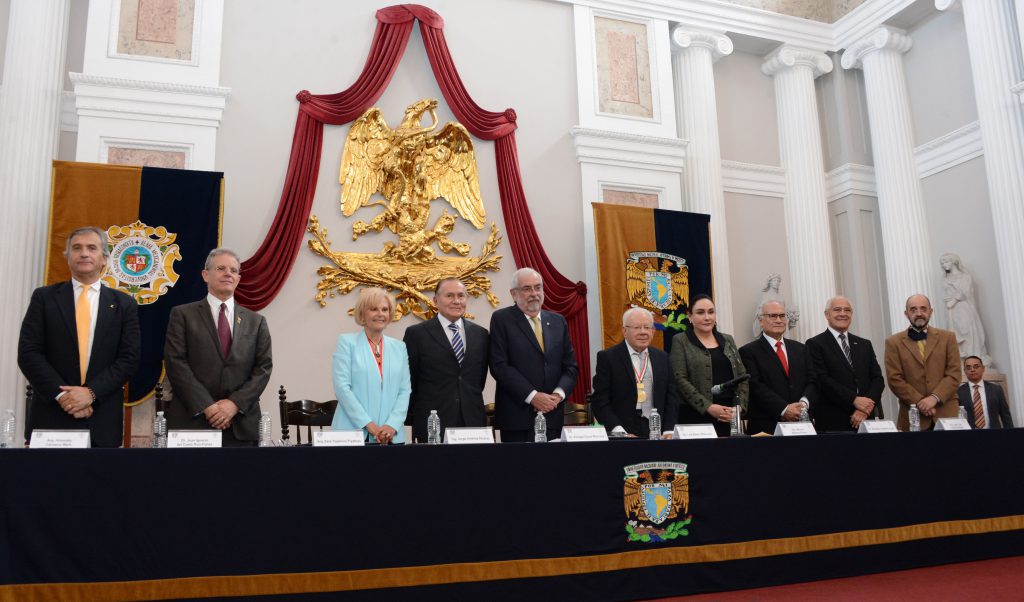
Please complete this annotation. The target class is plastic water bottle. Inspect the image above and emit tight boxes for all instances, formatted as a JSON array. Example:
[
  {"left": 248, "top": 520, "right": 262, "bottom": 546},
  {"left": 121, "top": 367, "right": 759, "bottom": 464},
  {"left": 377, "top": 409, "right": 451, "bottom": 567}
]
[
  {"left": 427, "top": 410, "right": 441, "bottom": 445},
  {"left": 151, "top": 410, "right": 167, "bottom": 448},
  {"left": 258, "top": 411, "right": 273, "bottom": 447},
  {"left": 648, "top": 408, "right": 662, "bottom": 440},
  {"left": 958, "top": 406, "right": 967, "bottom": 421},
  {"left": 534, "top": 411, "right": 547, "bottom": 443},
  {"left": 730, "top": 406, "right": 742, "bottom": 437},
  {"left": 0, "top": 409, "right": 15, "bottom": 448},
  {"left": 799, "top": 403, "right": 810, "bottom": 423},
  {"left": 908, "top": 406, "right": 921, "bottom": 432}
]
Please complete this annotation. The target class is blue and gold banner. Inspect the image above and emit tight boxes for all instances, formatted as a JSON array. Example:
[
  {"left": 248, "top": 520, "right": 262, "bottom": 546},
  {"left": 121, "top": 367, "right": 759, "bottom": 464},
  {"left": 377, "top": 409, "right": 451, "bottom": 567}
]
[
  {"left": 47, "top": 161, "right": 223, "bottom": 403},
  {"left": 593, "top": 203, "right": 712, "bottom": 352}
]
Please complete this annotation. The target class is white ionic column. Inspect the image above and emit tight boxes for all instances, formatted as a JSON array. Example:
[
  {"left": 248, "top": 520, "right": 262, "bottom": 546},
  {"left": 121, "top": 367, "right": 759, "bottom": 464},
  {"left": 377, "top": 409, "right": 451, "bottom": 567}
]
[
  {"left": 938, "top": 0, "right": 1024, "bottom": 416},
  {"left": 761, "top": 47, "right": 837, "bottom": 342},
  {"left": 841, "top": 27, "right": 934, "bottom": 333},
  {"left": 0, "top": 0, "right": 71, "bottom": 442},
  {"left": 670, "top": 27, "right": 735, "bottom": 333}
]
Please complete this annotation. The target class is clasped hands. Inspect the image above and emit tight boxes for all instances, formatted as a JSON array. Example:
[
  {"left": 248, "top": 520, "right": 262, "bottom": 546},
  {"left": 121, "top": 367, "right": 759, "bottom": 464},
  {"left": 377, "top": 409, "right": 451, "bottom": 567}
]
[
  {"left": 58, "top": 386, "right": 93, "bottom": 419},
  {"left": 366, "top": 422, "right": 397, "bottom": 444},
  {"left": 915, "top": 395, "right": 938, "bottom": 417},
  {"left": 708, "top": 403, "right": 734, "bottom": 423},
  {"left": 850, "top": 396, "right": 876, "bottom": 428},
  {"left": 530, "top": 392, "right": 562, "bottom": 414},
  {"left": 203, "top": 399, "right": 239, "bottom": 430}
]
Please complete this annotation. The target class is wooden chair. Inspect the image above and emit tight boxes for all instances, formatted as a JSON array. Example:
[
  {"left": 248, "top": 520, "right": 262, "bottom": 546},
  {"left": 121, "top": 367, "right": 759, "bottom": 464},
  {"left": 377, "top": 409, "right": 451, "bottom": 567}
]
[
  {"left": 562, "top": 393, "right": 593, "bottom": 426},
  {"left": 277, "top": 386, "right": 337, "bottom": 445}
]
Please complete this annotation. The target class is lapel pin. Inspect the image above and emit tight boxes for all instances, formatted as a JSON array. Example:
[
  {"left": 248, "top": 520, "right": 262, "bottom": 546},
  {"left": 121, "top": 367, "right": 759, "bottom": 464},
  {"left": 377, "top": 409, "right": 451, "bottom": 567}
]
[
  {"left": 109, "top": 304, "right": 116, "bottom": 309},
  {"left": 236, "top": 316, "right": 242, "bottom": 325}
]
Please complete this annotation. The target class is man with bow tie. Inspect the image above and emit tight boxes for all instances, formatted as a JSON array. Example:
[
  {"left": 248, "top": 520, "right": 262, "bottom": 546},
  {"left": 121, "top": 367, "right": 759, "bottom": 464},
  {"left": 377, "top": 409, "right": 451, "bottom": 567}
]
[
  {"left": 884, "top": 294, "right": 961, "bottom": 431},
  {"left": 164, "top": 248, "right": 273, "bottom": 446}
]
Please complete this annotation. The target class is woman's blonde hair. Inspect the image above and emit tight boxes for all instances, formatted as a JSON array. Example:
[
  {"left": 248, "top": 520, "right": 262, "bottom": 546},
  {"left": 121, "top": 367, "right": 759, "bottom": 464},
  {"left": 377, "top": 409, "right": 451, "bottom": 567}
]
[{"left": 353, "top": 287, "right": 395, "bottom": 325}]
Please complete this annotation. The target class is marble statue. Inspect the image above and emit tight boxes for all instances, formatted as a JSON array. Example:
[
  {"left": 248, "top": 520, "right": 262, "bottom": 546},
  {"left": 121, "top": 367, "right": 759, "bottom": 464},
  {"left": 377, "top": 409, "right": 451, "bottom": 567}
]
[
  {"left": 753, "top": 273, "right": 799, "bottom": 338},
  {"left": 940, "top": 253, "right": 992, "bottom": 367}
]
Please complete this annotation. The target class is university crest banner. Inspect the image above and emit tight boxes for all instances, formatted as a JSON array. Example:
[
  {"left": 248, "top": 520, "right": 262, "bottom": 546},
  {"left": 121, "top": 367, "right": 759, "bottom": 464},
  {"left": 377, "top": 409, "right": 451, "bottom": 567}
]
[
  {"left": 593, "top": 203, "right": 712, "bottom": 352},
  {"left": 47, "top": 161, "right": 223, "bottom": 403}
]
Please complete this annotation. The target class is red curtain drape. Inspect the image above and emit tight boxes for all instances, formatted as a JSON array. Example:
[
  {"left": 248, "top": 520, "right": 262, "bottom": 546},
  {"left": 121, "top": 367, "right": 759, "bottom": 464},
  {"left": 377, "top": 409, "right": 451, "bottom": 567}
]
[{"left": 235, "top": 4, "right": 591, "bottom": 401}]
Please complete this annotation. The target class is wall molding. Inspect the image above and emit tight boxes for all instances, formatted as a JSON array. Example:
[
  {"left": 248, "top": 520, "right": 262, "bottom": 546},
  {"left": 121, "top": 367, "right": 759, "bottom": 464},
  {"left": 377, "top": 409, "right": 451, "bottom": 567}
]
[
  {"left": 721, "top": 160, "right": 786, "bottom": 197},
  {"left": 100, "top": 137, "right": 194, "bottom": 169},
  {"left": 826, "top": 163, "right": 876, "bottom": 201},
  {"left": 556, "top": 0, "right": 918, "bottom": 52},
  {"left": 570, "top": 126, "right": 688, "bottom": 172},
  {"left": 69, "top": 72, "right": 232, "bottom": 128},
  {"left": 914, "top": 120, "right": 982, "bottom": 178}
]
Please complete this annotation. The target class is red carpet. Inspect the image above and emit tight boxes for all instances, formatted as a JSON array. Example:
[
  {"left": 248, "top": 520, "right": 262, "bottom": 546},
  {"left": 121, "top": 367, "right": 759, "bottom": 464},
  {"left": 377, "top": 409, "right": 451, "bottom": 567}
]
[{"left": 653, "top": 555, "right": 1024, "bottom": 601}]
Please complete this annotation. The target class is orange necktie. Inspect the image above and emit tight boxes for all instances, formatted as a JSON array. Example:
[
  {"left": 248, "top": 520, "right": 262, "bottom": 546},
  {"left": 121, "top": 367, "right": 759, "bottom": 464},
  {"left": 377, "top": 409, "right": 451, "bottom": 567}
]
[{"left": 76, "top": 286, "right": 91, "bottom": 383}]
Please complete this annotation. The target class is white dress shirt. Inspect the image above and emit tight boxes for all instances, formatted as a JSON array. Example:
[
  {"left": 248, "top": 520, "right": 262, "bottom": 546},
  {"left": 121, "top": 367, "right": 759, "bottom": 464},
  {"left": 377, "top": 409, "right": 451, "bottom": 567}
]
[{"left": 206, "top": 294, "right": 235, "bottom": 336}]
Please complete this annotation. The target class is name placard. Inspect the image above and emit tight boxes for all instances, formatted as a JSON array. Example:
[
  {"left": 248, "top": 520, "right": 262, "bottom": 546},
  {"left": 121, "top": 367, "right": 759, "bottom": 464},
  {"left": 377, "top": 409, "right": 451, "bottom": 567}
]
[
  {"left": 935, "top": 418, "right": 971, "bottom": 431},
  {"left": 29, "top": 430, "right": 90, "bottom": 448},
  {"left": 674, "top": 424, "right": 718, "bottom": 440},
  {"left": 773, "top": 422, "right": 817, "bottom": 436},
  {"left": 167, "top": 430, "right": 222, "bottom": 448},
  {"left": 444, "top": 427, "right": 495, "bottom": 444},
  {"left": 560, "top": 426, "right": 609, "bottom": 442},
  {"left": 857, "top": 420, "right": 898, "bottom": 433},
  {"left": 314, "top": 430, "right": 365, "bottom": 447}
]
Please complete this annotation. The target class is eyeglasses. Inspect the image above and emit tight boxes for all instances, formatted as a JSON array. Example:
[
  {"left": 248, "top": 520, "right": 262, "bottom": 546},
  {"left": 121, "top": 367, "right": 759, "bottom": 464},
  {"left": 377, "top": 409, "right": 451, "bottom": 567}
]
[
  {"left": 516, "top": 284, "right": 543, "bottom": 294},
  {"left": 624, "top": 325, "right": 653, "bottom": 331},
  {"left": 760, "top": 313, "right": 787, "bottom": 321}
]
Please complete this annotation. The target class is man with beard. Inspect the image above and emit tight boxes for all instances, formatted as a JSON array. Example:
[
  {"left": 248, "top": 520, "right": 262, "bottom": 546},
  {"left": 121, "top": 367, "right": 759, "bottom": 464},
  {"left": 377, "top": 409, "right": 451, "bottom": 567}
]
[
  {"left": 489, "top": 268, "right": 578, "bottom": 442},
  {"left": 884, "top": 294, "right": 961, "bottom": 431}
]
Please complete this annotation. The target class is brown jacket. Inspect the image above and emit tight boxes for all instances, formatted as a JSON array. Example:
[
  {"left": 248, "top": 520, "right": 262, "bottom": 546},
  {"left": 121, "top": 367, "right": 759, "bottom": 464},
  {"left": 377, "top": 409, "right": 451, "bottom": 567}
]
[{"left": 884, "top": 327, "right": 962, "bottom": 431}]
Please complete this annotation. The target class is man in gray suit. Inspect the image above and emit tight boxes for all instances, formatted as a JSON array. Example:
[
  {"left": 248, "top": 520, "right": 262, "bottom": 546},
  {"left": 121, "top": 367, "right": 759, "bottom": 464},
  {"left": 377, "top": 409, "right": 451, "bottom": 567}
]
[{"left": 164, "top": 248, "right": 273, "bottom": 446}]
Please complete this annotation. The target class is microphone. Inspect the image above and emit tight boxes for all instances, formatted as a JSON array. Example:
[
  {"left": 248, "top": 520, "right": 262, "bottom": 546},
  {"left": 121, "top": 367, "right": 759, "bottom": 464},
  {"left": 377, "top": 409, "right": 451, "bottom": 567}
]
[{"left": 711, "top": 373, "right": 751, "bottom": 395}]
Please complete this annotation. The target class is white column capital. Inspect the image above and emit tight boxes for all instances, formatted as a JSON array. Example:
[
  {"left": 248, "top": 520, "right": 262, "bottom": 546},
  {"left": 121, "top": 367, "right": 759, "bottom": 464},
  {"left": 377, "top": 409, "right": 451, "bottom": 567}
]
[
  {"left": 761, "top": 46, "right": 833, "bottom": 78},
  {"left": 670, "top": 27, "right": 733, "bottom": 61},
  {"left": 935, "top": 0, "right": 961, "bottom": 11},
  {"left": 841, "top": 27, "right": 913, "bottom": 70}
]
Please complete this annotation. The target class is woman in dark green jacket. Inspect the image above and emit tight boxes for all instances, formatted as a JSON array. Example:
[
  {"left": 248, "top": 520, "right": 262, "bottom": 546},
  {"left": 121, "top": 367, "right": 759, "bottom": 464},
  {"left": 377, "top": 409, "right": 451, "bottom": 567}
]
[{"left": 669, "top": 295, "right": 749, "bottom": 436}]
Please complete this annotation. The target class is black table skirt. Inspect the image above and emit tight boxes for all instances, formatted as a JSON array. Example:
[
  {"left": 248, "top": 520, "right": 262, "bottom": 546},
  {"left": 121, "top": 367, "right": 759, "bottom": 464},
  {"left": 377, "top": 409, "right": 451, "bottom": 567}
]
[{"left": 2, "top": 429, "right": 1023, "bottom": 601}]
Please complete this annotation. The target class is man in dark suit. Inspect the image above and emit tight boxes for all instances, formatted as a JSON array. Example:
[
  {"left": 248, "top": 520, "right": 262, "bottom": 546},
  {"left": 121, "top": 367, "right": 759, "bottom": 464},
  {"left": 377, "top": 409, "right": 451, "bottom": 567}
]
[
  {"left": 739, "top": 300, "right": 817, "bottom": 435},
  {"left": 958, "top": 355, "right": 1013, "bottom": 429},
  {"left": 164, "top": 248, "right": 272, "bottom": 446},
  {"left": 591, "top": 308, "right": 679, "bottom": 437},
  {"left": 806, "top": 296, "right": 884, "bottom": 432},
  {"left": 18, "top": 226, "right": 140, "bottom": 447},
  {"left": 404, "top": 278, "right": 489, "bottom": 442},
  {"left": 489, "top": 268, "right": 578, "bottom": 442}
]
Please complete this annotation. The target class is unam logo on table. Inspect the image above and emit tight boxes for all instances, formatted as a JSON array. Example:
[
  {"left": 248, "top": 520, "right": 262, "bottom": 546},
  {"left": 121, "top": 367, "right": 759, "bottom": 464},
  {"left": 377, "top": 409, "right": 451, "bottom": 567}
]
[
  {"left": 623, "top": 462, "right": 691, "bottom": 543},
  {"left": 102, "top": 221, "right": 181, "bottom": 305}
]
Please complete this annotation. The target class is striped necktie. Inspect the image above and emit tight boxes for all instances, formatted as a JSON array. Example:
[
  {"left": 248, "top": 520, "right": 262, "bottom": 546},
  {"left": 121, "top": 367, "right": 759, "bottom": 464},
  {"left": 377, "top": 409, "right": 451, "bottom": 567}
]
[
  {"left": 972, "top": 384, "right": 986, "bottom": 429},
  {"left": 839, "top": 333, "right": 853, "bottom": 366},
  {"left": 449, "top": 323, "right": 465, "bottom": 365}
]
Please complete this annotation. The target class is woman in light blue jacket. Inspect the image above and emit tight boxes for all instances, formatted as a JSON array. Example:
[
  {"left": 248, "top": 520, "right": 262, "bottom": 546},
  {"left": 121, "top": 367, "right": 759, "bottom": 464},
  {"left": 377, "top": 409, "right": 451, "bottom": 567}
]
[{"left": 331, "top": 287, "right": 411, "bottom": 444}]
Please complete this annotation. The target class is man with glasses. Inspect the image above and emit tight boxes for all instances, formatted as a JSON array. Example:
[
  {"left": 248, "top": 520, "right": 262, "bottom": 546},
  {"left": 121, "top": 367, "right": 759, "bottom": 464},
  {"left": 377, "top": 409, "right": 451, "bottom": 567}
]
[
  {"left": 489, "top": 268, "right": 578, "bottom": 442},
  {"left": 884, "top": 294, "right": 961, "bottom": 431},
  {"left": 164, "top": 248, "right": 273, "bottom": 447},
  {"left": 591, "top": 307, "right": 680, "bottom": 438},
  {"left": 957, "top": 356, "right": 1013, "bottom": 429},
  {"left": 806, "top": 296, "right": 884, "bottom": 431},
  {"left": 740, "top": 300, "right": 818, "bottom": 435}
]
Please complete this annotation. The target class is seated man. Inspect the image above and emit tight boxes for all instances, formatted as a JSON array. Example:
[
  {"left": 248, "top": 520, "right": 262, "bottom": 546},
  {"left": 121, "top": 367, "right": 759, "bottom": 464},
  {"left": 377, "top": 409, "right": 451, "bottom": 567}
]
[
  {"left": 591, "top": 308, "right": 680, "bottom": 437},
  {"left": 958, "top": 356, "right": 1013, "bottom": 429}
]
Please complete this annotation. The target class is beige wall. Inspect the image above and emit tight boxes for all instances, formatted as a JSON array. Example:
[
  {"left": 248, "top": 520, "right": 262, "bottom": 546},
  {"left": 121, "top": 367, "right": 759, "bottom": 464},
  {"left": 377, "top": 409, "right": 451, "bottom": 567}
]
[
  {"left": 0, "top": 0, "right": 8, "bottom": 85},
  {"left": 723, "top": 191, "right": 792, "bottom": 347},
  {"left": 904, "top": 9, "right": 978, "bottom": 146},
  {"left": 214, "top": 0, "right": 580, "bottom": 402},
  {"left": 715, "top": 50, "right": 781, "bottom": 167}
]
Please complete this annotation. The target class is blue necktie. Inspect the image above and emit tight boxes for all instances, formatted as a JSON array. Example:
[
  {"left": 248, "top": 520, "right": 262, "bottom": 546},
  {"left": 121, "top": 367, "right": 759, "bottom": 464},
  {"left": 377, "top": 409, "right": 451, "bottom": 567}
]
[{"left": 449, "top": 323, "right": 465, "bottom": 365}]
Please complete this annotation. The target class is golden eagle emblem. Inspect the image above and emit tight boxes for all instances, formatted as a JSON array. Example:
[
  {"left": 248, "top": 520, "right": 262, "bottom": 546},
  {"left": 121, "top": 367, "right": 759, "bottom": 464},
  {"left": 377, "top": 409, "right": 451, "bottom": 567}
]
[
  {"left": 625, "top": 252, "right": 689, "bottom": 311},
  {"left": 307, "top": 98, "right": 502, "bottom": 320},
  {"left": 623, "top": 462, "right": 692, "bottom": 543}
]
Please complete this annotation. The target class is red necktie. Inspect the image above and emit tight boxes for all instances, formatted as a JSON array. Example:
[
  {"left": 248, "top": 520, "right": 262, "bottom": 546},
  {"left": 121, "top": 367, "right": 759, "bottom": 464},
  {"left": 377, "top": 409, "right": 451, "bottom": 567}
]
[
  {"left": 775, "top": 341, "right": 789, "bottom": 377},
  {"left": 218, "top": 303, "right": 232, "bottom": 358}
]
